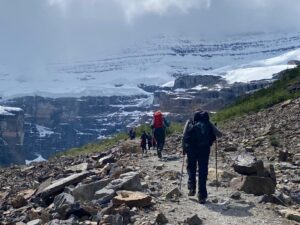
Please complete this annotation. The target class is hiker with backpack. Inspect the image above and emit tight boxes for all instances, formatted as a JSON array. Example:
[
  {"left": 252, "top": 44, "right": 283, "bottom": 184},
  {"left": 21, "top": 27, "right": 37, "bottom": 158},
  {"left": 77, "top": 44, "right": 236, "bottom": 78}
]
[
  {"left": 147, "top": 132, "right": 153, "bottom": 150},
  {"left": 140, "top": 131, "right": 148, "bottom": 154},
  {"left": 182, "top": 110, "right": 220, "bottom": 204},
  {"left": 128, "top": 127, "right": 136, "bottom": 140},
  {"left": 151, "top": 111, "right": 169, "bottom": 158}
]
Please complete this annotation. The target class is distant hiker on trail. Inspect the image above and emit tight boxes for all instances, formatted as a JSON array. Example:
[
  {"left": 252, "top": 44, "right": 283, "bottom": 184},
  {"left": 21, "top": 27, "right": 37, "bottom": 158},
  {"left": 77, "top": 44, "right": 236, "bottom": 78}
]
[
  {"left": 147, "top": 132, "right": 153, "bottom": 150},
  {"left": 128, "top": 127, "right": 136, "bottom": 140},
  {"left": 182, "top": 110, "right": 221, "bottom": 204},
  {"left": 140, "top": 131, "right": 148, "bottom": 154},
  {"left": 151, "top": 111, "right": 169, "bottom": 159}
]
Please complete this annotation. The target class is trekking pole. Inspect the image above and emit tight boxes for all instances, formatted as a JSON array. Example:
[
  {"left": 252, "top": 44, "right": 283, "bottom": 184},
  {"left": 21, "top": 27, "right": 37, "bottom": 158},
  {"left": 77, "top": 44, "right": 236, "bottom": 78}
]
[
  {"left": 215, "top": 138, "right": 218, "bottom": 191},
  {"left": 179, "top": 154, "right": 185, "bottom": 190}
]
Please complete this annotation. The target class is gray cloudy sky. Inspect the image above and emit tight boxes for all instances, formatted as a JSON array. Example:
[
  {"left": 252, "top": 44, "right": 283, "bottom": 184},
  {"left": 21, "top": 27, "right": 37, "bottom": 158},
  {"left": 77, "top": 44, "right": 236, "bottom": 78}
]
[{"left": 1, "top": 0, "right": 300, "bottom": 65}]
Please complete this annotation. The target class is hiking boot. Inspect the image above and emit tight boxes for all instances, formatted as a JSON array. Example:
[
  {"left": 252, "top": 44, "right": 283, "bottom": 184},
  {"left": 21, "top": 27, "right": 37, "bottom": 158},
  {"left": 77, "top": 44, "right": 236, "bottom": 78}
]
[
  {"left": 198, "top": 196, "right": 206, "bottom": 204},
  {"left": 188, "top": 189, "right": 196, "bottom": 196},
  {"left": 157, "top": 151, "right": 162, "bottom": 159}
]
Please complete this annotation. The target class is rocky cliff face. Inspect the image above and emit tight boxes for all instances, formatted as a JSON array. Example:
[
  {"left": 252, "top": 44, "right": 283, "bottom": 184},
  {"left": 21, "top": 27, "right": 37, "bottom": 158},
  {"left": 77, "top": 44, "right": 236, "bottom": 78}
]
[
  {"left": 0, "top": 106, "right": 24, "bottom": 166},
  {"left": 153, "top": 75, "right": 272, "bottom": 117},
  {"left": 1, "top": 95, "right": 150, "bottom": 164}
]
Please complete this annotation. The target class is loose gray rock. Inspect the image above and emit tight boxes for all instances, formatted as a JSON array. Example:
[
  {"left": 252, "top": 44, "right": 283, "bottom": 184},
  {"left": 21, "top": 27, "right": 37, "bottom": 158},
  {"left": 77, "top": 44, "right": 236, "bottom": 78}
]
[
  {"left": 100, "top": 214, "right": 123, "bottom": 225},
  {"left": 11, "top": 195, "right": 27, "bottom": 209},
  {"left": 165, "top": 187, "right": 181, "bottom": 199},
  {"left": 38, "top": 171, "right": 90, "bottom": 199},
  {"left": 72, "top": 178, "right": 112, "bottom": 201},
  {"left": 66, "top": 163, "right": 89, "bottom": 172},
  {"left": 233, "top": 154, "right": 265, "bottom": 176},
  {"left": 106, "top": 171, "right": 142, "bottom": 191},
  {"left": 53, "top": 193, "right": 75, "bottom": 217},
  {"left": 94, "top": 188, "right": 115, "bottom": 204},
  {"left": 27, "top": 219, "right": 42, "bottom": 225},
  {"left": 99, "top": 154, "right": 115, "bottom": 165},
  {"left": 232, "top": 176, "right": 276, "bottom": 196},
  {"left": 230, "top": 192, "right": 241, "bottom": 200},
  {"left": 155, "top": 212, "right": 169, "bottom": 225},
  {"left": 185, "top": 214, "right": 203, "bottom": 225}
]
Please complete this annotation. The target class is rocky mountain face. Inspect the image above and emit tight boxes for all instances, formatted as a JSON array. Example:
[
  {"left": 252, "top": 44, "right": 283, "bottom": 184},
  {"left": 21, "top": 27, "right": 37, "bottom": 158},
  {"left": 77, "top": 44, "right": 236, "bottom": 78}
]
[
  {"left": 0, "top": 106, "right": 24, "bottom": 165},
  {"left": 0, "top": 94, "right": 300, "bottom": 224},
  {"left": 0, "top": 73, "right": 278, "bottom": 166},
  {"left": 0, "top": 95, "right": 150, "bottom": 166},
  {"left": 152, "top": 75, "right": 271, "bottom": 116}
]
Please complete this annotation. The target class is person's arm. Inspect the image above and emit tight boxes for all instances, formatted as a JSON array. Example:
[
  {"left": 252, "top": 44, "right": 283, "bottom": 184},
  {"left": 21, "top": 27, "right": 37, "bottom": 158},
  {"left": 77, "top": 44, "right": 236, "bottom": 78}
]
[{"left": 211, "top": 122, "right": 223, "bottom": 138}]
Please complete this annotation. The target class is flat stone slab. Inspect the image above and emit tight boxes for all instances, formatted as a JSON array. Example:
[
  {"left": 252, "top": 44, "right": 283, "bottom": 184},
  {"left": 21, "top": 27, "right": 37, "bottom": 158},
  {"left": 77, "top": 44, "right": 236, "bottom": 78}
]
[
  {"left": 113, "top": 190, "right": 152, "bottom": 208},
  {"left": 66, "top": 163, "right": 89, "bottom": 172},
  {"left": 38, "top": 171, "right": 90, "bottom": 198}
]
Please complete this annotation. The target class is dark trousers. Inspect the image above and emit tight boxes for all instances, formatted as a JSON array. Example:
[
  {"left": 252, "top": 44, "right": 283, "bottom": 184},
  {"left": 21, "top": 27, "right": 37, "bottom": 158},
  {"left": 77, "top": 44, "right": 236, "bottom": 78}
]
[
  {"left": 153, "top": 128, "right": 165, "bottom": 154},
  {"left": 186, "top": 147, "right": 210, "bottom": 198}
]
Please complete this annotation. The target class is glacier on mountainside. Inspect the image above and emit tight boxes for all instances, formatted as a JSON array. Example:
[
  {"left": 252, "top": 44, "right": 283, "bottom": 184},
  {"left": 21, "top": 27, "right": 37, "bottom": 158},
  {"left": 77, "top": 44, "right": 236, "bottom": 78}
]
[{"left": 0, "top": 32, "right": 300, "bottom": 99}]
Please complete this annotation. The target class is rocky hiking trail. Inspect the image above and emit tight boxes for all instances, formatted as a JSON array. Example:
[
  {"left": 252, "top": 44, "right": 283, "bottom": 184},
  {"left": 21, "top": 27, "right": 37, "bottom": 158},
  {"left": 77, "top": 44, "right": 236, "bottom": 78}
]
[
  {"left": 0, "top": 98, "right": 300, "bottom": 225},
  {"left": 132, "top": 146, "right": 296, "bottom": 225}
]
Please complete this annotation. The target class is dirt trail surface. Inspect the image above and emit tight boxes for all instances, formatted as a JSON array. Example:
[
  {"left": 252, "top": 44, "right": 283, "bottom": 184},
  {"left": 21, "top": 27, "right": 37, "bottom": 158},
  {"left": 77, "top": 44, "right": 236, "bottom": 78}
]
[{"left": 132, "top": 148, "right": 295, "bottom": 225}]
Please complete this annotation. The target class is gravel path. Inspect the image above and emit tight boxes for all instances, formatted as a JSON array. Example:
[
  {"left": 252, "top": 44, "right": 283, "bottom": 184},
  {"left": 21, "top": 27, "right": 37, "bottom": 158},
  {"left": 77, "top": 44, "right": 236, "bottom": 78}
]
[{"left": 135, "top": 149, "right": 294, "bottom": 225}]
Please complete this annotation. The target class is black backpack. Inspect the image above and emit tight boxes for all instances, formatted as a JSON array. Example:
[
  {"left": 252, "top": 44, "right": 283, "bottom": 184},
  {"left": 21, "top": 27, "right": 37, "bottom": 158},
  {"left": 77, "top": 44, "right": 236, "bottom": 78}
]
[{"left": 184, "top": 111, "right": 215, "bottom": 148}]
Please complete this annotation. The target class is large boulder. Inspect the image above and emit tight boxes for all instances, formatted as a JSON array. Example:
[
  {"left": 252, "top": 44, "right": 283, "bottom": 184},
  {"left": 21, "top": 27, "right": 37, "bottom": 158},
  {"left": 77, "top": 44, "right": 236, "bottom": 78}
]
[
  {"left": 53, "top": 193, "right": 75, "bottom": 217},
  {"left": 233, "top": 154, "right": 265, "bottom": 176},
  {"left": 231, "top": 176, "right": 275, "bottom": 196},
  {"left": 106, "top": 172, "right": 142, "bottom": 191},
  {"left": 72, "top": 178, "right": 112, "bottom": 201},
  {"left": 98, "top": 154, "right": 115, "bottom": 165},
  {"left": 94, "top": 188, "right": 116, "bottom": 204},
  {"left": 37, "top": 172, "right": 90, "bottom": 199},
  {"left": 120, "top": 140, "right": 140, "bottom": 154},
  {"left": 113, "top": 191, "right": 152, "bottom": 208}
]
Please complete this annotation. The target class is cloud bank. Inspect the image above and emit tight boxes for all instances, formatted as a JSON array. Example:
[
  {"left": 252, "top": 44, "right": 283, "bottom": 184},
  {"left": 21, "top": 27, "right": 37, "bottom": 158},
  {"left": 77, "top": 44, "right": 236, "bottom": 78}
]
[{"left": 0, "top": 0, "right": 300, "bottom": 65}]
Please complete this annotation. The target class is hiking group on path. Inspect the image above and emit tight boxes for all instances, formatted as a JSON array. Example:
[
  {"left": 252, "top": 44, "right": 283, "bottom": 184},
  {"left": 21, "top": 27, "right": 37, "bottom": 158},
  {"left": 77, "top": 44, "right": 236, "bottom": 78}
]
[{"left": 129, "top": 109, "right": 222, "bottom": 205}]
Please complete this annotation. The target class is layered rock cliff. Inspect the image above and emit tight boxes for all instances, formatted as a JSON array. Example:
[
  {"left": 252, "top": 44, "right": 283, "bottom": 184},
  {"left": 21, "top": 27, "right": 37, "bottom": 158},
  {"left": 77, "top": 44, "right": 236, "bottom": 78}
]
[
  {"left": 153, "top": 75, "right": 272, "bottom": 116},
  {"left": 0, "top": 106, "right": 24, "bottom": 166},
  {"left": 1, "top": 95, "right": 150, "bottom": 165}
]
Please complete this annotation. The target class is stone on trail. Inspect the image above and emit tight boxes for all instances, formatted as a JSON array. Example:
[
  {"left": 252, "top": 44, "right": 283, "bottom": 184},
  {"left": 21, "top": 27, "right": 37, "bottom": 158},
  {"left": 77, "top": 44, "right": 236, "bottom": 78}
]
[
  {"left": 233, "top": 153, "right": 265, "bottom": 176},
  {"left": 279, "top": 209, "right": 300, "bottom": 223},
  {"left": 98, "top": 154, "right": 115, "bottom": 165},
  {"left": 99, "top": 214, "right": 123, "bottom": 225},
  {"left": 223, "top": 143, "right": 238, "bottom": 152},
  {"left": 72, "top": 178, "right": 112, "bottom": 201},
  {"left": 66, "top": 163, "right": 89, "bottom": 172},
  {"left": 231, "top": 176, "right": 275, "bottom": 195},
  {"left": 27, "top": 219, "right": 43, "bottom": 225},
  {"left": 278, "top": 150, "right": 289, "bottom": 162},
  {"left": 120, "top": 140, "right": 140, "bottom": 154},
  {"left": 155, "top": 212, "right": 169, "bottom": 225},
  {"left": 159, "top": 170, "right": 181, "bottom": 180},
  {"left": 113, "top": 190, "right": 152, "bottom": 208},
  {"left": 44, "top": 218, "right": 76, "bottom": 225},
  {"left": 165, "top": 187, "right": 181, "bottom": 199},
  {"left": 53, "top": 193, "right": 75, "bottom": 217},
  {"left": 230, "top": 191, "right": 241, "bottom": 200},
  {"left": 184, "top": 214, "right": 203, "bottom": 225},
  {"left": 106, "top": 171, "right": 142, "bottom": 191},
  {"left": 94, "top": 188, "right": 115, "bottom": 204},
  {"left": 11, "top": 195, "right": 27, "bottom": 208},
  {"left": 37, "top": 171, "right": 90, "bottom": 199}
]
